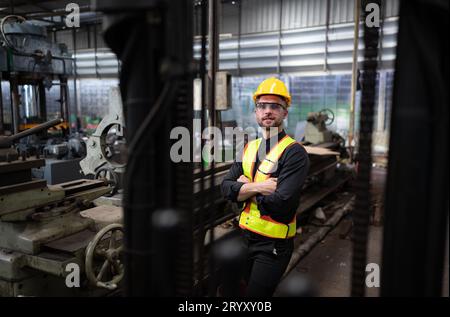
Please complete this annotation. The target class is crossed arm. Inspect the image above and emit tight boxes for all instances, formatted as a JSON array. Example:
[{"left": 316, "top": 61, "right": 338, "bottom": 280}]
[
  {"left": 236, "top": 175, "right": 277, "bottom": 203},
  {"left": 221, "top": 158, "right": 277, "bottom": 204},
  {"left": 221, "top": 144, "right": 310, "bottom": 221}
]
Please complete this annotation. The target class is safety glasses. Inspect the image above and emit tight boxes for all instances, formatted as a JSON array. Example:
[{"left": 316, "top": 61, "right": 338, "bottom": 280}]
[{"left": 255, "top": 103, "right": 286, "bottom": 111}]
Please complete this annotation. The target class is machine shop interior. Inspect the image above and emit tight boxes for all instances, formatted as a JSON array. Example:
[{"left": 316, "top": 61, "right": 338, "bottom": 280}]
[{"left": 0, "top": 0, "right": 448, "bottom": 299}]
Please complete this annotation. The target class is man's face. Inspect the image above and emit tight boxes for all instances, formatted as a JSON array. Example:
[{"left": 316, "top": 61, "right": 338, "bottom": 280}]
[{"left": 255, "top": 95, "right": 288, "bottom": 129}]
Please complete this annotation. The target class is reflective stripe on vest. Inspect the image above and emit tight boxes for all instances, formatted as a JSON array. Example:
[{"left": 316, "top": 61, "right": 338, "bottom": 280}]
[{"left": 239, "top": 135, "right": 297, "bottom": 239}]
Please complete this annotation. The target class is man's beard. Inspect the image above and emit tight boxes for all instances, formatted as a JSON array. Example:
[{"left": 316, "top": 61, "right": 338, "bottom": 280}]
[{"left": 257, "top": 116, "right": 284, "bottom": 129}]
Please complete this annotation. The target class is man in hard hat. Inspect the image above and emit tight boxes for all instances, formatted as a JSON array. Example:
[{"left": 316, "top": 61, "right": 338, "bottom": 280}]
[{"left": 221, "top": 77, "right": 310, "bottom": 297}]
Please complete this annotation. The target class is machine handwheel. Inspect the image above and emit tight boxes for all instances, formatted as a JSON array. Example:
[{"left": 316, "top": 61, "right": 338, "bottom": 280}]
[
  {"left": 94, "top": 167, "right": 119, "bottom": 196},
  {"left": 85, "top": 223, "right": 124, "bottom": 290},
  {"left": 319, "top": 108, "right": 335, "bottom": 126}
]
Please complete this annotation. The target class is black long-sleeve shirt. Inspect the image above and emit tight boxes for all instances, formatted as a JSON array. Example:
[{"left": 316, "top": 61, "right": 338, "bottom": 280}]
[{"left": 221, "top": 130, "right": 310, "bottom": 225}]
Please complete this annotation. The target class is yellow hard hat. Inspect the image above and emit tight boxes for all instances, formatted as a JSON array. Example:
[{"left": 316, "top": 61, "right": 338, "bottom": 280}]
[{"left": 253, "top": 77, "right": 291, "bottom": 107}]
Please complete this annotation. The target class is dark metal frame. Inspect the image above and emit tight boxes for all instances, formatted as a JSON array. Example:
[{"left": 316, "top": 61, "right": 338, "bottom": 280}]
[
  {"left": 380, "top": 0, "right": 449, "bottom": 296},
  {"left": 96, "top": 0, "right": 195, "bottom": 296}
]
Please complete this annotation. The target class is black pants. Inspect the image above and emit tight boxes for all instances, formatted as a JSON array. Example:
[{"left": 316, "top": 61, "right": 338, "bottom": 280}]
[{"left": 242, "top": 230, "right": 294, "bottom": 297}]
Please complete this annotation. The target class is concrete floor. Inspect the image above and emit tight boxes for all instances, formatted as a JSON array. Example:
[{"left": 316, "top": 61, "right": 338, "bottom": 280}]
[
  {"left": 285, "top": 221, "right": 383, "bottom": 297},
  {"left": 281, "top": 166, "right": 449, "bottom": 297},
  {"left": 284, "top": 220, "right": 449, "bottom": 297}
]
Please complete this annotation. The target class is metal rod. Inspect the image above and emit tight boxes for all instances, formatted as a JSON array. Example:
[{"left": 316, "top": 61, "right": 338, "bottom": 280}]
[
  {"left": 276, "top": 0, "right": 283, "bottom": 74},
  {"left": 197, "top": 0, "right": 208, "bottom": 295},
  {"left": 378, "top": 0, "right": 385, "bottom": 65},
  {"left": 10, "top": 74, "right": 20, "bottom": 135},
  {"left": 38, "top": 81, "right": 47, "bottom": 121},
  {"left": 376, "top": 71, "right": 386, "bottom": 132},
  {"left": 9, "top": 118, "right": 63, "bottom": 142},
  {"left": 323, "top": 0, "right": 330, "bottom": 72},
  {"left": 0, "top": 72, "right": 4, "bottom": 134},
  {"left": 0, "top": 6, "right": 92, "bottom": 19},
  {"left": 87, "top": 24, "right": 91, "bottom": 48},
  {"left": 237, "top": 0, "right": 242, "bottom": 77},
  {"left": 94, "top": 17, "right": 100, "bottom": 79},
  {"left": 72, "top": 28, "right": 80, "bottom": 124},
  {"left": 348, "top": 0, "right": 360, "bottom": 152},
  {"left": 351, "top": 0, "right": 380, "bottom": 296},
  {"left": 207, "top": 0, "right": 219, "bottom": 296},
  {"left": 207, "top": 0, "right": 219, "bottom": 127},
  {"left": 60, "top": 76, "right": 70, "bottom": 134}
]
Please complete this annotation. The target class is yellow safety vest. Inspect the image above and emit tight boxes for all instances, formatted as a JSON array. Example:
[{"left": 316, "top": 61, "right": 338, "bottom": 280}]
[{"left": 239, "top": 134, "right": 297, "bottom": 239}]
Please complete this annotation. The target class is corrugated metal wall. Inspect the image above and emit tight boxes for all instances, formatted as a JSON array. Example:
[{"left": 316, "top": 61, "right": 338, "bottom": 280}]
[
  {"left": 62, "top": 0, "right": 399, "bottom": 77},
  {"left": 211, "top": 0, "right": 400, "bottom": 35},
  {"left": 52, "top": 24, "right": 116, "bottom": 78},
  {"left": 73, "top": 48, "right": 120, "bottom": 77},
  {"left": 54, "top": 24, "right": 105, "bottom": 51},
  {"left": 194, "top": 17, "right": 398, "bottom": 75}
]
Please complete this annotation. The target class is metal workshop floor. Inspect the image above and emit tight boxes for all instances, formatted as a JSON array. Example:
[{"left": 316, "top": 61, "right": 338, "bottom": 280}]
[
  {"left": 280, "top": 221, "right": 449, "bottom": 297},
  {"left": 278, "top": 166, "right": 449, "bottom": 297},
  {"left": 280, "top": 221, "right": 383, "bottom": 297}
]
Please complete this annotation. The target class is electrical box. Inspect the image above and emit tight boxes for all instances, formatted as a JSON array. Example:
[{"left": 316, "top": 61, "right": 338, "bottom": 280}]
[
  {"left": 215, "top": 71, "right": 231, "bottom": 110},
  {"left": 192, "top": 71, "right": 231, "bottom": 111}
]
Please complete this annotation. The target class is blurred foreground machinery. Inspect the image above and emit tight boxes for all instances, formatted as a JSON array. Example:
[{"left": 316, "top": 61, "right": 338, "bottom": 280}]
[{"left": 0, "top": 120, "right": 124, "bottom": 296}]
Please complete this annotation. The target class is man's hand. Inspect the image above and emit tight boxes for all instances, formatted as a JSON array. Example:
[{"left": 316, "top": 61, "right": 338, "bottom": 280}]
[
  {"left": 236, "top": 177, "right": 277, "bottom": 202},
  {"left": 256, "top": 178, "right": 277, "bottom": 195},
  {"left": 237, "top": 175, "right": 250, "bottom": 183}
]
